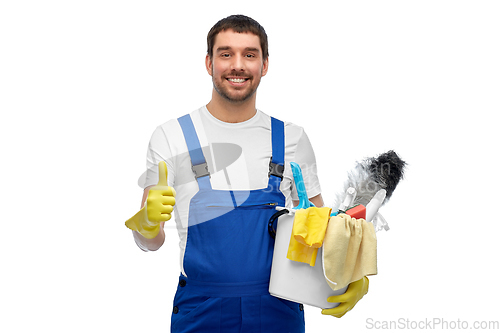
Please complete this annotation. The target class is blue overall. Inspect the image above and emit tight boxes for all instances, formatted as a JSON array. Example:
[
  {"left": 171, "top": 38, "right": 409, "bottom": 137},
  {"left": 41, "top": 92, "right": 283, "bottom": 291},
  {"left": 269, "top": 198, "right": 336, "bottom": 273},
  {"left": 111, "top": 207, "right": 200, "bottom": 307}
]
[{"left": 171, "top": 115, "right": 305, "bottom": 333}]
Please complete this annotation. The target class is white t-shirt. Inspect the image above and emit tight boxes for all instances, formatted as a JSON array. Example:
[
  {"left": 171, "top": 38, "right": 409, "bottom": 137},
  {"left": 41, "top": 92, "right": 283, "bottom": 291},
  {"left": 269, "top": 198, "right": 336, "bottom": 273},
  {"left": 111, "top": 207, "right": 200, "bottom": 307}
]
[{"left": 144, "top": 106, "right": 321, "bottom": 273}]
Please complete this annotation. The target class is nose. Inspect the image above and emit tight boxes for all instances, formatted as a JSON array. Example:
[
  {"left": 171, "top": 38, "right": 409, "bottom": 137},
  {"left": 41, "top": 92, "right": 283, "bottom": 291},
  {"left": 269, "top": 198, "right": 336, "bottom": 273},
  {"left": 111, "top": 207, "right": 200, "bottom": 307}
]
[{"left": 230, "top": 54, "right": 245, "bottom": 72}]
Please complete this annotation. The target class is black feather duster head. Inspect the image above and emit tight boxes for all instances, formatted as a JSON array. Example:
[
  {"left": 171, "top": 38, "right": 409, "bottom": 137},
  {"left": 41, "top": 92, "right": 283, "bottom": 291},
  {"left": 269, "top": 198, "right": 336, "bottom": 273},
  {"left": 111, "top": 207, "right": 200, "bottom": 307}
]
[
  {"left": 366, "top": 150, "right": 406, "bottom": 200},
  {"left": 333, "top": 150, "right": 406, "bottom": 209}
]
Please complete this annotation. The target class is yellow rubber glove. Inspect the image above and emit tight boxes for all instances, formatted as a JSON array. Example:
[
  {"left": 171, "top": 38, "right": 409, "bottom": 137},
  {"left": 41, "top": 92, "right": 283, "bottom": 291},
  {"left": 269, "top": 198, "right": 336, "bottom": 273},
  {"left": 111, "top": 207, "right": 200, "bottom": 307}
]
[
  {"left": 125, "top": 161, "right": 176, "bottom": 239},
  {"left": 321, "top": 276, "right": 369, "bottom": 318}
]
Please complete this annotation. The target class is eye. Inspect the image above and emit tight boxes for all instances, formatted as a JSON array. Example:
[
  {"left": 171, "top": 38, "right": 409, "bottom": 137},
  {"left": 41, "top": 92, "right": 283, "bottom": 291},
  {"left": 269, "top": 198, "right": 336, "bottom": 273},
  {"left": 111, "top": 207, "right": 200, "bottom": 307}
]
[
  {"left": 220, "top": 53, "right": 231, "bottom": 58},
  {"left": 245, "top": 54, "right": 256, "bottom": 58}
]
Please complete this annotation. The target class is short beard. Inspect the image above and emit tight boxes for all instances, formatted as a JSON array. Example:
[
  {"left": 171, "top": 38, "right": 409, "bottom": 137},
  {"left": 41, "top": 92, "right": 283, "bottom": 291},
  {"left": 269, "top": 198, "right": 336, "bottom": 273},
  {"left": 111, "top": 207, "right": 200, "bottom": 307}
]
[
  {"left": 211, "top": 68, "right": 259, "bottom": 103},
  {"left": 213, "top": 80, "right": 257, "bottom": 103}
]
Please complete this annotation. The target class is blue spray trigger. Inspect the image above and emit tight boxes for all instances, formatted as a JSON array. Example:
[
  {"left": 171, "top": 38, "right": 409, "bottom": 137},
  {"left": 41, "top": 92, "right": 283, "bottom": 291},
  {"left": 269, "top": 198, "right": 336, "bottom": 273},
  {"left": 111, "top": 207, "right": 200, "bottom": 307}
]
[{"left": 290, "top": 162, "right": 314, "bottom": 210}]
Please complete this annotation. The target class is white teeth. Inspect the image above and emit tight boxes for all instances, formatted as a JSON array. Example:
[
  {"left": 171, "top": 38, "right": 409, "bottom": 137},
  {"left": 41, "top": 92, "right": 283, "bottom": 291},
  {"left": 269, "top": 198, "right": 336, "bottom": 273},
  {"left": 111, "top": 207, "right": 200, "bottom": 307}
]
[{"left": 228, "top": 78, "right": 246, "bottom": 83}]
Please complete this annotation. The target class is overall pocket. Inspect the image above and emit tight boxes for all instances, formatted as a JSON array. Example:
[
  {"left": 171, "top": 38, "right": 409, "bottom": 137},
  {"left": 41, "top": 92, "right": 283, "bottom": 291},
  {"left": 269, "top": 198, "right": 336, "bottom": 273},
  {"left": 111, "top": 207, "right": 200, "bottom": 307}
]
[
  {"left": 260, "top": 294, "right": 305, "bottom": 333},
  {"left": 171, "top": 286, "right": 221, "bottom": 332}
]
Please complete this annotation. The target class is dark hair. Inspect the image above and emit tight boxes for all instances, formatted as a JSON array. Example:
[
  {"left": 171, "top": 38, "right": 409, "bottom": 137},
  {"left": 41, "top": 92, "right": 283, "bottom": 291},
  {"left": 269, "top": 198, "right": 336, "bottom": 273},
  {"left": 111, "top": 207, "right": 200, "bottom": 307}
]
[{"left": 207, "top": 14, "right": 269, "bottom": 60}]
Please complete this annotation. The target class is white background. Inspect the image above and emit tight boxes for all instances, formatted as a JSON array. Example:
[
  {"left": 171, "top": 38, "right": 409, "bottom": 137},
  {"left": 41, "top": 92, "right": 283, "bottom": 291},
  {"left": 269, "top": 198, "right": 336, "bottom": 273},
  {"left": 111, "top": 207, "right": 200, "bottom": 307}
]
[{"left": 1, "top": 0, "right": 499, "bottom": 332}]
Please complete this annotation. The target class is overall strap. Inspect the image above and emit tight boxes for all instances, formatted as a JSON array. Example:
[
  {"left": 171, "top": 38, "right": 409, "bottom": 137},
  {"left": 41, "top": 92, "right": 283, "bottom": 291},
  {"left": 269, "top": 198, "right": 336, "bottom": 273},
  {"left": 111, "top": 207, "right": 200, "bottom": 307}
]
[
  {"left": 178, "top": 114, "right": 212, "bottom": 190},
  {"left": 268, "top": 117, "right": 285, "bottom": 188}
]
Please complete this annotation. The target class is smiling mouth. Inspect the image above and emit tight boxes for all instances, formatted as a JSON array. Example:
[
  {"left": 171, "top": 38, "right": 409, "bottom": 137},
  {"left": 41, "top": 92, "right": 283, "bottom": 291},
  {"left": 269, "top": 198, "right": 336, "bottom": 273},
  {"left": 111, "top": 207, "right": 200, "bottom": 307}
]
[{"left": 226, "top": 77, "right": 249, "bottom": 83}]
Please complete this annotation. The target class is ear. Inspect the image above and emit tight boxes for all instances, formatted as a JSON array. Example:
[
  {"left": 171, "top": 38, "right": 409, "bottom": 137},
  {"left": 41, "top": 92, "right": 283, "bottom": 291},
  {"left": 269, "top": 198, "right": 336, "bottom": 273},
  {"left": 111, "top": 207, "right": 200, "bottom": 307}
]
[
  {"left": 205, "top": 54, "right": 213, "bottom": 76},
  {"left": 261, "top": 57, "right": 269, "bottom": 77}
]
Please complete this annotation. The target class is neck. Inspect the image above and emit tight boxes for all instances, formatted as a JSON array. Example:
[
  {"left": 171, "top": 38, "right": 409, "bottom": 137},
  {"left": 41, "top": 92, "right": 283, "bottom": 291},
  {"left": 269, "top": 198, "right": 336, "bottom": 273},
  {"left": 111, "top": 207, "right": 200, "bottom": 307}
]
[{"left": 206, "top": 90, "right": 257, "bottom": 123}]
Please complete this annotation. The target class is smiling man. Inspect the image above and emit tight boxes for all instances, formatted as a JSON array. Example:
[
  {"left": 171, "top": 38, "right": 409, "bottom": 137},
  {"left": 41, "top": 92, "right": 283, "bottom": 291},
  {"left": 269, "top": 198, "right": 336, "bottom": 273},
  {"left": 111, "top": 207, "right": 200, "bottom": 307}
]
[
  {"left": 206, "top": 20, "right": 270, "bottom": 122},
  {"left": 126, "top": 14, "right": 367, "bottom": 332}
]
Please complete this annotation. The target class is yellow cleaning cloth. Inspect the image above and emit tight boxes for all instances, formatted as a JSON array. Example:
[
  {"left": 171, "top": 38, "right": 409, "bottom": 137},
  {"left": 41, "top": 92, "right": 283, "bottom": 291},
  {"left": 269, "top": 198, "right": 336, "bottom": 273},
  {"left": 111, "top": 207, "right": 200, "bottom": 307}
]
[
  {"left": 323, "top": 214, "right": 377, "bottom": 291},
  {"left": 287, "top": 207, "right": 332, "bottom": 266}
]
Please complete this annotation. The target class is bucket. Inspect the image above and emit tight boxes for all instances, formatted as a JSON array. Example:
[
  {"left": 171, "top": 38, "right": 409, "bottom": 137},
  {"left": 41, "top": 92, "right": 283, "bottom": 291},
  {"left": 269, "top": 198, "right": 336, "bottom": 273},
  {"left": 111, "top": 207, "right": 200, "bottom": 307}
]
[{"left": 269, "top": 211, "right": 347, "bottom": 309}]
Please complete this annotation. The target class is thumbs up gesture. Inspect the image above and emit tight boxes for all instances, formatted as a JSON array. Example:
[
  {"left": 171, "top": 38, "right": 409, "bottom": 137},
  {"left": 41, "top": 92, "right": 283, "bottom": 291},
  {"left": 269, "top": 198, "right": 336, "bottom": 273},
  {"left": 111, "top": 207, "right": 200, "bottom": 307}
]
[
  {"left": 146, "top": 161, "right": 176, "bottom": 223},
  {"left": 125, "top": 161, "right": 176, "bottom": 239}
]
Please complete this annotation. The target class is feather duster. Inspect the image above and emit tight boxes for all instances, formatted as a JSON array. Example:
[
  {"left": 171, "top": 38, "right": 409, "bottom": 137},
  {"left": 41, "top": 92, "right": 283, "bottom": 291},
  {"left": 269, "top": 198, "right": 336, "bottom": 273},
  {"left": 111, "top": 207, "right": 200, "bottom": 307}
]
[{"left": 333, "top": 150, "right": 406, "bottom": 211}]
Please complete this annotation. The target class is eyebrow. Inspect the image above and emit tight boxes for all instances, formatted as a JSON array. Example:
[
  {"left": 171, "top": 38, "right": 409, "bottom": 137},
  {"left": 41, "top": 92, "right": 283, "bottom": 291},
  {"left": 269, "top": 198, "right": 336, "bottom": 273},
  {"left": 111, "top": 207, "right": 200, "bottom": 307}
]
[{"left": 216, "top": 46, "right": 261, "bottom": 54}]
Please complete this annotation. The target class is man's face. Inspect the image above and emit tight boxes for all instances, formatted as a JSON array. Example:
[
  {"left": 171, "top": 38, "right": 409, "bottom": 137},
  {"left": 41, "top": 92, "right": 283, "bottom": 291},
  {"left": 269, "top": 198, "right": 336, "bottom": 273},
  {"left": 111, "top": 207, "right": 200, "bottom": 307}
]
[{"left": 206, "top": 29, "right": 268, "bottom": 103}]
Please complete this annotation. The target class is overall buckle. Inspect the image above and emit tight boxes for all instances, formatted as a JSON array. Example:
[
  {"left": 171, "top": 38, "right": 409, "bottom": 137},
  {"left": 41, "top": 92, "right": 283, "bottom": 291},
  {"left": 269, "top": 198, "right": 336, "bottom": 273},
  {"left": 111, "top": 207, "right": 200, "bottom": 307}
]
[
  {"left": 269, "top": 158, "right": 284, "bottom": 180},
  {"left": 192, "top": 162, "right": 210, "bottom": 179}
]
